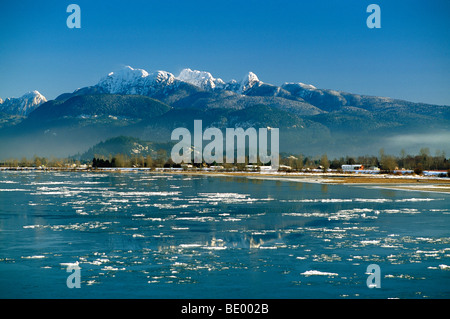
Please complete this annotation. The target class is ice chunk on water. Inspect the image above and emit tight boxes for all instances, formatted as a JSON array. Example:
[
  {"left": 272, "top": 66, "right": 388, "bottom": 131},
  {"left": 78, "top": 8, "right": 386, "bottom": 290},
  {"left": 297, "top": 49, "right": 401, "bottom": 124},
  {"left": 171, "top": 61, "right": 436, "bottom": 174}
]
[{"left": 301, "top": 270, "right": 338, "bottom": 276}]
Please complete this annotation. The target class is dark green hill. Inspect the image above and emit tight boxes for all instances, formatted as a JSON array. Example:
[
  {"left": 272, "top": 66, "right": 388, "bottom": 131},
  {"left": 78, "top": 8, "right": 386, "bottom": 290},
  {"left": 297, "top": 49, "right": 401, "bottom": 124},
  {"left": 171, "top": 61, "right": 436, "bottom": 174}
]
[
  {"left": 28, "top": 94, "right": 171, "bottom": 121},
  {"left": 75, "top": 136, "right": 173, "bottom": 161}
]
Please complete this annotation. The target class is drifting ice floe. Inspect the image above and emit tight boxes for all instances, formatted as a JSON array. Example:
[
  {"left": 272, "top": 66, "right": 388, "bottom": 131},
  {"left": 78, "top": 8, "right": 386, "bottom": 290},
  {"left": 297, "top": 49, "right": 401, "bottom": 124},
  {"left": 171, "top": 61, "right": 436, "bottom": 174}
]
[{"left": 301, "top": 270, "right": 338, "bottom": 276}]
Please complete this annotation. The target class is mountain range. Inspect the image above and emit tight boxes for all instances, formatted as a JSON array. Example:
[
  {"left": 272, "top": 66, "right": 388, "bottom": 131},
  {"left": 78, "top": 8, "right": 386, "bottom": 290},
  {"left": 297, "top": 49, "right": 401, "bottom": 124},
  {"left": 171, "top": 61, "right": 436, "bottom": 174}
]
[
  {"left": 1, "top": 66, "right": 449, "bottom": 160},
  {"left": 0, "top": 91, "right": 47, "bottom": 116}
]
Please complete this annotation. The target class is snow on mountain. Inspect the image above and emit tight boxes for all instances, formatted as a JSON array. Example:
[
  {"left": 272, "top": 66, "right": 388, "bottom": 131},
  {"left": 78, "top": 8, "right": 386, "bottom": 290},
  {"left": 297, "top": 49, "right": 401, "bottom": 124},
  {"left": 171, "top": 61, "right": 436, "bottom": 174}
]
[
  {"left": 0, "top": 90, "right": 47, "bottom": 116},
  {"left": 176, "top": 68, "right": 225, "bottom": 91},
  {"left": 281, "top": 82, "right": 320, "bottom": 99},
  {"left": 238, "top": 72, "right": 262, "bottom": 93},
  {"left": 97, "top": 66, "right": 267, "bottom": 96},
  {"left": 294, "top": 82, "right": 317, "bottom": 90},
  {"left": 175, "top": 68, "right": 266, "bottom": 94},
  {"left": 97, "top": 66, "right": 176, "bottom": 95},
  {"left": 151, "top": 70, "right": 176, "bottom": 86},
  {"left": 98, "top": 66, "right": 149, "bottom": 94}
]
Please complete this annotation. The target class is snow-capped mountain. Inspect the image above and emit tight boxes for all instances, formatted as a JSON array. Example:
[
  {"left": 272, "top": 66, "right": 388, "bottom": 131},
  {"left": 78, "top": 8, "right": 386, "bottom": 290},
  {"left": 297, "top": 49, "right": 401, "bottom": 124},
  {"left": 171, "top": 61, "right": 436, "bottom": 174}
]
[
  {"left": 238, "top": 71, "right": 262, "bottom": 93},
  {"left": 57, "top": 65, "right": 414, "bottom": 118},
  {"left": 97, "top": 66, "right": 177, "bottom": 96},
  {"left": 175, "top": 69, "right": 264, "bottom": 93},
  {"left": 1, "top": 65, "right": 449, "bottom": 160},
  {"left": 95, "top": 66, "right": 271, "bottom": 96},
  {"left": 176, "top": 68, "right": 226, "bottom": 91},
  {"left": 0, "top": 90, "right": 47, "bottom": 116}
]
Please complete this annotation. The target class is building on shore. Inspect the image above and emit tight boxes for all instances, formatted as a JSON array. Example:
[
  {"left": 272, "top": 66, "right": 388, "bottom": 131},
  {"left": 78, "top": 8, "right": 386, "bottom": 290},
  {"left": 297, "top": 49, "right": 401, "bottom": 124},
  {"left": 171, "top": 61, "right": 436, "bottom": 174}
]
[
  {"left": 342, "top": 164, "right": 364, "bottom": 171},
  {"left": 342, "top": 164, "right": 380, "bottom": 174}
]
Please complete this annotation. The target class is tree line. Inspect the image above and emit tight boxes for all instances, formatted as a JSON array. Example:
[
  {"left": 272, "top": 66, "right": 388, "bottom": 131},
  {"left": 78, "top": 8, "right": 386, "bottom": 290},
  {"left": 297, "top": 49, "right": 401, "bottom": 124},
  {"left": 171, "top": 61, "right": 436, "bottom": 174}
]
[
  {"left": 1, "top": 147, "right": 449, "bottom": 174},
  {"left": 0, "top": 156, "right": 80, "bottom": 168},
  {"left": 87, "top": 147, "right": 450, "bottom": 174},
  {"left": 280, "top": 148, "right": 450, "bottom": 173}
]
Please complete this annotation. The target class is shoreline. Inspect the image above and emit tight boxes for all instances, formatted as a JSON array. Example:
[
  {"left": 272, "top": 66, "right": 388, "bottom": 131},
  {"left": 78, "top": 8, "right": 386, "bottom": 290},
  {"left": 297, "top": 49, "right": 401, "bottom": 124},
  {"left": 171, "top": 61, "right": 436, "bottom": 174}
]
[
  {"left": 163, "top": 171, "right": 450, "bottom": 194},
  {"left": 1, "top": 167, "right": 449, "bottom": 194}
]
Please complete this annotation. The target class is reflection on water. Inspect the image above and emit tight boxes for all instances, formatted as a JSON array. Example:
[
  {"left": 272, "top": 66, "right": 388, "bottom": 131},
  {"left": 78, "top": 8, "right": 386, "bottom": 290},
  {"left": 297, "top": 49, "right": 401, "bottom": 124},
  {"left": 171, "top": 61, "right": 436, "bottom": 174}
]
[
  {"left": 0, "top": 171, "right": 449, "bottom": 298},
  {"left": 380, "top": 189, "right": 398, "bottom": 199}
]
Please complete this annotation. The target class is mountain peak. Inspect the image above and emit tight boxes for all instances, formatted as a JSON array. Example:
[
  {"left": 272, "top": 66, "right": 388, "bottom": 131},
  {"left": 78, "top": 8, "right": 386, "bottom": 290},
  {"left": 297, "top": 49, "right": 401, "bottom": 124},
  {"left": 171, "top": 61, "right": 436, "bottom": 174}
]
[
  {"left": 99, "top": 66, "right": 149, "bottom": 93},
  {"left": 0, "top": 90, "right": 47, "bottom": 116},
  {"left": 97, "top": 66, "right": 176, "bottom": 95},
  {"left": 239, "top": 71, "right": 261, "bottom": 93},
  {"left": 23, "top": 90, "right": 46, "bottom": 100},
  {"left": 149, "top": 70, "right": 176, "bottom": 85},
  {"left": 176, "top": 68, "right": 225, "bottom": 90},
  {"left": 243, "top": 71, "right": 259, "bottom": 83}
]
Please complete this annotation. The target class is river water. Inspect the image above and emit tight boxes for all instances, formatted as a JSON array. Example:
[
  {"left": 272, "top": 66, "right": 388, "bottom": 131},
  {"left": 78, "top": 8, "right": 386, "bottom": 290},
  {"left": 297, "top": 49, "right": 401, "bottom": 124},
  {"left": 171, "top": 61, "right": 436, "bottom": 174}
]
[{"left": 0, "top": 171, "right": 449, "bottom": 298}]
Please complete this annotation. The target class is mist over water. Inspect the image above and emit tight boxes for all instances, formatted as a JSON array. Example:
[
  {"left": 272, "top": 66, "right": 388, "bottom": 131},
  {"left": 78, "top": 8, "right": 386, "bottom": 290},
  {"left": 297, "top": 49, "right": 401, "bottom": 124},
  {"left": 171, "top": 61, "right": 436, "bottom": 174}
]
[{"left": 0, "top": 171, "right": 449, "bottom": 298}]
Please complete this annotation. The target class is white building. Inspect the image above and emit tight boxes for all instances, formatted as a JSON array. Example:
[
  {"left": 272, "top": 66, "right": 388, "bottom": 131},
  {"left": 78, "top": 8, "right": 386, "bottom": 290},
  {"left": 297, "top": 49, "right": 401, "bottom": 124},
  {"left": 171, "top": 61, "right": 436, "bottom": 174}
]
[{"left": 342, "top": 164, "right": 364, "bottom": 171}]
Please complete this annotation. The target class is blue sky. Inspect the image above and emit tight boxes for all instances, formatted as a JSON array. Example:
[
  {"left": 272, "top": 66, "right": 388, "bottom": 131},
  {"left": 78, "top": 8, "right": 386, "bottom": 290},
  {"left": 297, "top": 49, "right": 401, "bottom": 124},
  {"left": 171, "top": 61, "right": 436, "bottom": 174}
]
[{"left": 1, "top": 0, "right": 449, "bottom": 105}]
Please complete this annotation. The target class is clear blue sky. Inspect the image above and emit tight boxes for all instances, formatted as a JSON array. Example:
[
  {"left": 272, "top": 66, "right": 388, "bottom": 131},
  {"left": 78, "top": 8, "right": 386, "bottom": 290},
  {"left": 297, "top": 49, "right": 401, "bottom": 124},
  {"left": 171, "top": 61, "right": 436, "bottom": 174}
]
[{"left": 1, "top": 0, "right": 449, "bottom": 105}]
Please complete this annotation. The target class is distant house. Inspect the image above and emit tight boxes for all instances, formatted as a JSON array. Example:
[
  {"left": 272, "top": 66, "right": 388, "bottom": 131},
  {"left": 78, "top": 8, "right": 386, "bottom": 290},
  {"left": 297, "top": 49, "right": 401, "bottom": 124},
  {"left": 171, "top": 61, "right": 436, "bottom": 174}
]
[
  {"left": 423, "top": 170, "right": 448, "bottom": 177},
  {"left": 342, "top": 164, "right": 364, "bottom": 171},
  {"left": 342, "top": 164, "right": 381, "bottom": 174}
]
